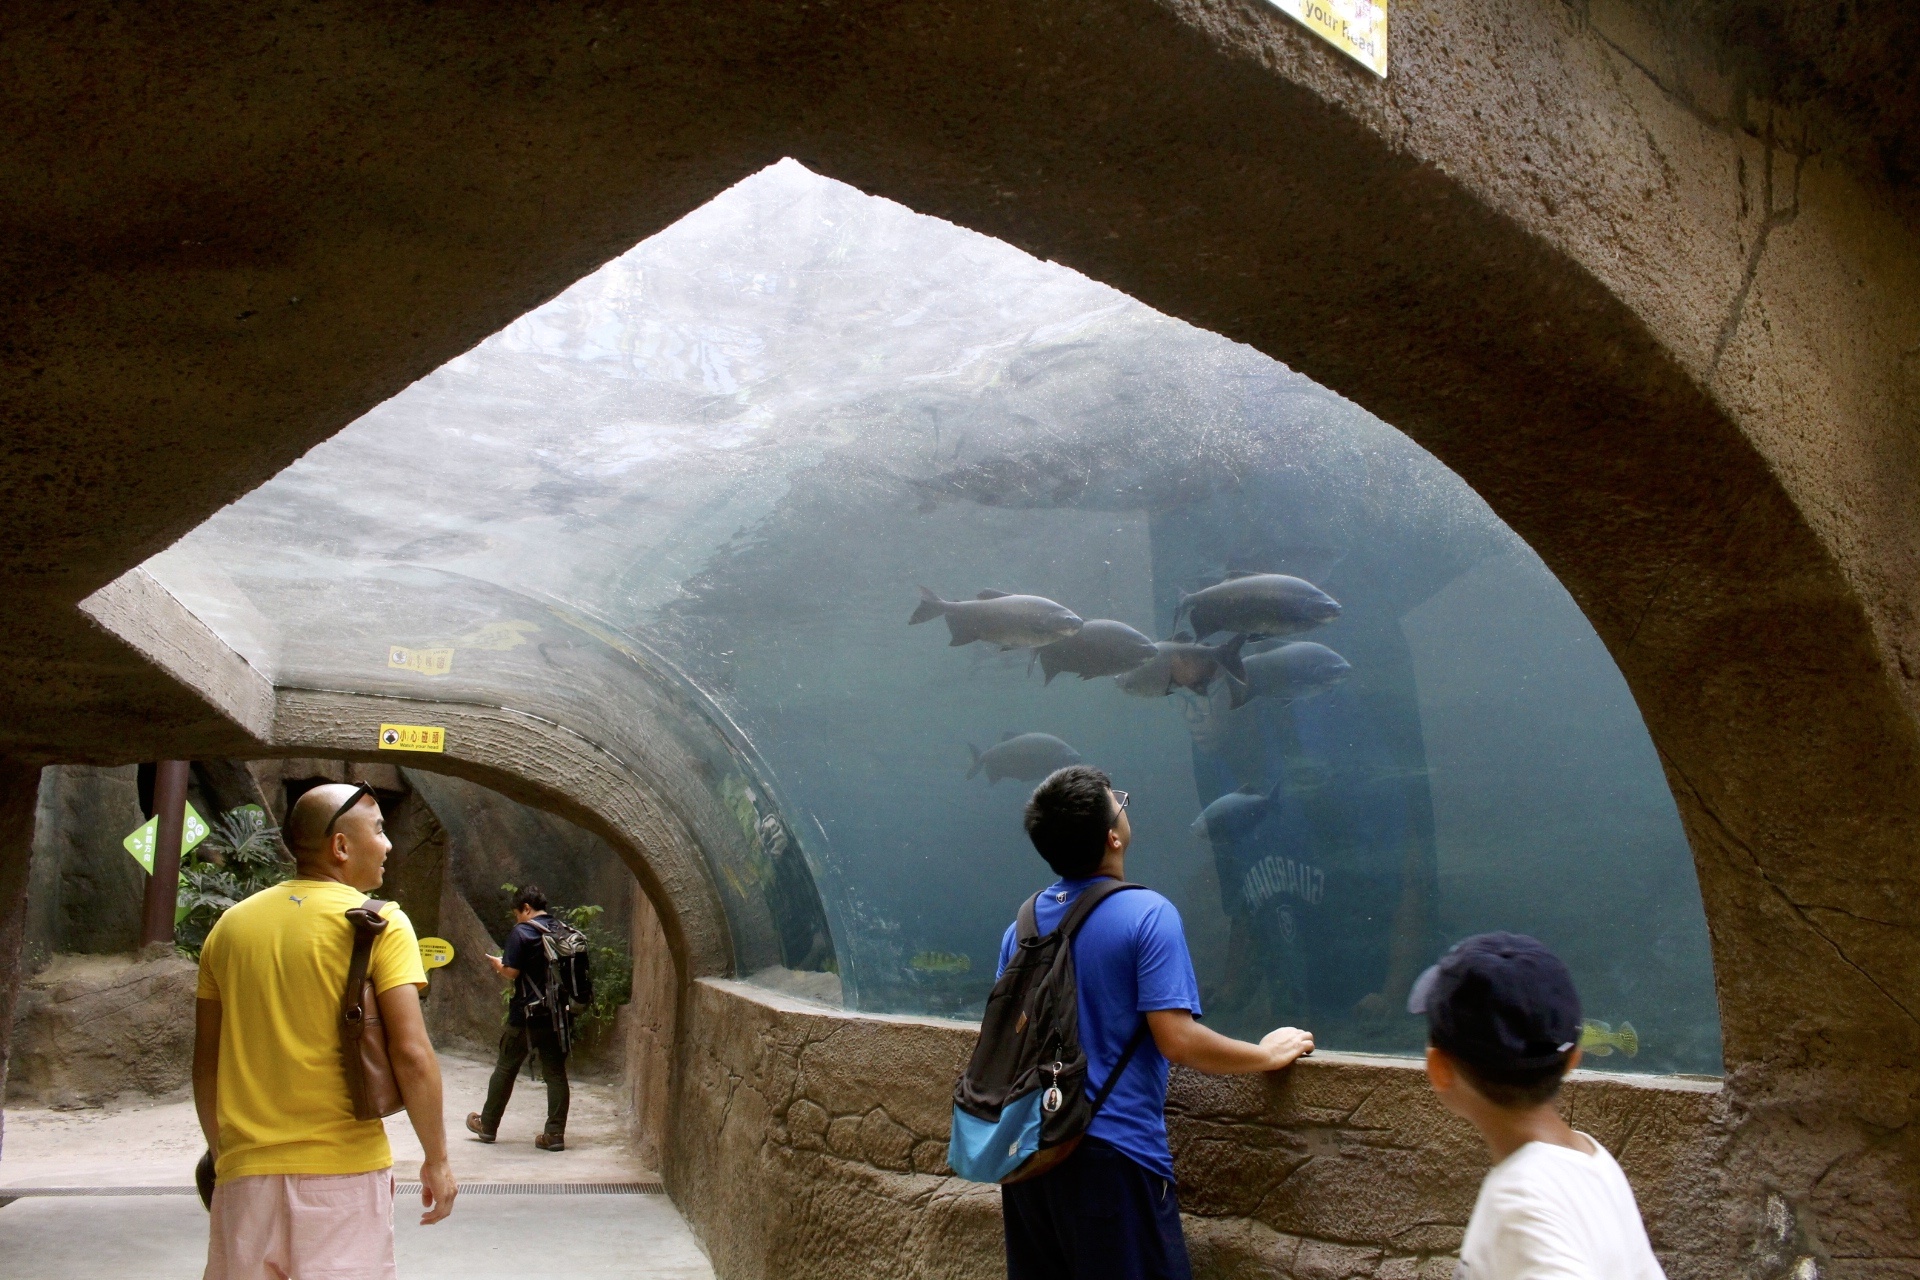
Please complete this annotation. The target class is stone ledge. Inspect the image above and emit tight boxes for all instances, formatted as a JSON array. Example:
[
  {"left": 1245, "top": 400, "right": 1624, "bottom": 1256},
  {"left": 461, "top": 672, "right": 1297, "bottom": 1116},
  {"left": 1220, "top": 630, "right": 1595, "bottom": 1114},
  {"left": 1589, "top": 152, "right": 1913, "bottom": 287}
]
[{"left": 670, "top": 977, "right": 1733, "bottom": 1280}]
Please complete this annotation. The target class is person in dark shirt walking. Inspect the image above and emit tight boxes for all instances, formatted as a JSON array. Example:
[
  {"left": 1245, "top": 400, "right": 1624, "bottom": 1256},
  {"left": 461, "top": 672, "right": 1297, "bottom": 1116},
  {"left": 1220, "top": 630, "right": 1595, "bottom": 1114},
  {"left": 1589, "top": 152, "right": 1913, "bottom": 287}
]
[{"left": 466, "top": 885, "right": 571, "bottom": 1152}]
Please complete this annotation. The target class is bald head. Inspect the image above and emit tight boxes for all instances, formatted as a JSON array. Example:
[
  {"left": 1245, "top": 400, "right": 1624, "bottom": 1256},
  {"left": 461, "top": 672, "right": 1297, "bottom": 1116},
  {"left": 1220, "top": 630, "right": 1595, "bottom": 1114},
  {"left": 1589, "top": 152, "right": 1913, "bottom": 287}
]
[{"left": 286, "top": 783, "right": 390, "bottom": 888}]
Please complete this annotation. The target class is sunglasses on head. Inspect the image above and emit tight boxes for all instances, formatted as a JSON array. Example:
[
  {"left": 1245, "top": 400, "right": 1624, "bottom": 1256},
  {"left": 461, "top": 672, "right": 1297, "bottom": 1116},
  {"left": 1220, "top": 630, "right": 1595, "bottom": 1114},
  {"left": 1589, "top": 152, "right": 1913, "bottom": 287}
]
[
  {"left": 1111, "top": 789, "right": 1129, "bottom": 812},
  {"left": 323, "top": 782, "right": 376, "bottom": 837}
]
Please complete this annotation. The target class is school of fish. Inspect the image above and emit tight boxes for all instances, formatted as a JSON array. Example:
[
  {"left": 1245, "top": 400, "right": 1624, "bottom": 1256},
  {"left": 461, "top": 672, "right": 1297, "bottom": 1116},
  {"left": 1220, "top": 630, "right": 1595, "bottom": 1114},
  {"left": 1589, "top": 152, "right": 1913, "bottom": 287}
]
[{"left": 909, "top": 573, "right": 1351, "bottom": 791}]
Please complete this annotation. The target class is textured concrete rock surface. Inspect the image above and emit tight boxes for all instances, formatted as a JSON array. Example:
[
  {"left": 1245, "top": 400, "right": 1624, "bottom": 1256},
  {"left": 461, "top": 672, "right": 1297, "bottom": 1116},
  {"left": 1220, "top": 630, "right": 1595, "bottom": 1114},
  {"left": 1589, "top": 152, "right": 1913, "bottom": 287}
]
[
  {"left": 667, "top": 979, "right": 1728, "bottom": 1280},
  {"left": 6, "top": 952, "right": 199, "bottom": 1107},
  {"left": 2, "top": 1, "right": 1918, "bottom": 1272},
  {"left": 23, "top": 767, "right": 147, "bottom": 964}
]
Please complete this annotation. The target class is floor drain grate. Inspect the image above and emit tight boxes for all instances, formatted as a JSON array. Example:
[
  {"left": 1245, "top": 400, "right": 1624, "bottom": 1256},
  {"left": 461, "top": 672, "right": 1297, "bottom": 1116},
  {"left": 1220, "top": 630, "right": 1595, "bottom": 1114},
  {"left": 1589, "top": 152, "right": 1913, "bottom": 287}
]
[{"left": 2, "top": 1181, "right": 664, "bottom": 1200}]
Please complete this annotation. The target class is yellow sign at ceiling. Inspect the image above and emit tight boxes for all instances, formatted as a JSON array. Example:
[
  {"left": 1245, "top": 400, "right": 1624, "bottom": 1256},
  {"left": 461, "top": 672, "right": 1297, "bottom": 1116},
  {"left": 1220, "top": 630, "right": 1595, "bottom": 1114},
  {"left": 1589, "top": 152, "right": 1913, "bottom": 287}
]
[
  {"left": 378, "top": 723, "right": 446, "bottom": 753},
  {"left": 389, "top": 646, "right": 454, "bottom": 676},
  {"left": 1264, "top": 0, "right": 1387, "bottom": 78}
]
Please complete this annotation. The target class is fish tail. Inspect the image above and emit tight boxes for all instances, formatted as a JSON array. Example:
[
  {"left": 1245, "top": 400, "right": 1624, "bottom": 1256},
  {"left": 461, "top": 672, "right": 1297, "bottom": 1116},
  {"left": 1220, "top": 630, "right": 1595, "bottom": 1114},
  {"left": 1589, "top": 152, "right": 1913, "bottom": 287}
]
[
  {"left": 1215, "top": 632, "right": 1249, "bottom": 683},
  {"left": 909, "top": 586, "right": 947, "bottom": 626},
  {"left": 1616, "top": 1022, "right": 1639, "bottom": 1058},
  {"left": 1227, "top": 674, "right": 1254, "bottom": 710},
  {"left": 966, "top": 744, "right": 983, "bottom": 780}
]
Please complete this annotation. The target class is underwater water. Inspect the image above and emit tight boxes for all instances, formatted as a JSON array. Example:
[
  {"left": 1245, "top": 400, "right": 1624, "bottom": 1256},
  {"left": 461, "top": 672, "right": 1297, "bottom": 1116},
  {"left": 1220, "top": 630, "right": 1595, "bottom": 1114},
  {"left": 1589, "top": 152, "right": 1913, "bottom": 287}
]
[{"left": 144, "top": 160, "right": 1720, "bottom": 1075}]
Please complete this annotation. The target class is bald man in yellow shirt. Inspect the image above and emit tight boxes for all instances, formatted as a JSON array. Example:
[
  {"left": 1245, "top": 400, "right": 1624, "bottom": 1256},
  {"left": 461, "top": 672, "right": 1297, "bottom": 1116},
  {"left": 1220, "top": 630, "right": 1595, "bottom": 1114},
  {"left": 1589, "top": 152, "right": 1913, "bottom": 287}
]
[{"left": 194, "top": 782, "right": 457, "bottom": 1279}]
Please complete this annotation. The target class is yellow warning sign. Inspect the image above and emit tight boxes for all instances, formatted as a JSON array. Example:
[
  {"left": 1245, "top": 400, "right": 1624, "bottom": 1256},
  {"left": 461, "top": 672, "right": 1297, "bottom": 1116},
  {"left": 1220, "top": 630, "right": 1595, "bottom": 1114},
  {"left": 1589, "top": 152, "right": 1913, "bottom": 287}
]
[
  {"left": 389, "top": 646, "right": 454, "bottom": 676},
  {"left": 378, "top": 723, "right": 446, "bottom": 753},
  {"left": 418, "top": 937, "right": 455, "bottom": 970},
  {"left": 1264, "top": 0, "right": 1387, "bottom": 77}
]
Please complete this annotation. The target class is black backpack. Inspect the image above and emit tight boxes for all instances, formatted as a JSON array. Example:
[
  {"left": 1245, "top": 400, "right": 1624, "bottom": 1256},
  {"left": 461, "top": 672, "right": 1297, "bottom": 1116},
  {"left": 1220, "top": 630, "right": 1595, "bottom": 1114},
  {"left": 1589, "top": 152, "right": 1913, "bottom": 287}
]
[
  {"left": 522, "top": 914, "right": 594, "bottom": 1051},
  {"left": 947, "top": 880, "right": 1150, "bottom": 1183}
]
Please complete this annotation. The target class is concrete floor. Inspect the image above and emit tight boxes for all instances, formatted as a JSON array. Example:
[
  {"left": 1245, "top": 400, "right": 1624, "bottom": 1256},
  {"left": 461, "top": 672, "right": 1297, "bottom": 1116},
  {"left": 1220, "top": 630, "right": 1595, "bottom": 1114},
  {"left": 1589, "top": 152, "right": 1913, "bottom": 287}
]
[{"left": 0, "top": 1050, "right": 714, "bottom": 1279}]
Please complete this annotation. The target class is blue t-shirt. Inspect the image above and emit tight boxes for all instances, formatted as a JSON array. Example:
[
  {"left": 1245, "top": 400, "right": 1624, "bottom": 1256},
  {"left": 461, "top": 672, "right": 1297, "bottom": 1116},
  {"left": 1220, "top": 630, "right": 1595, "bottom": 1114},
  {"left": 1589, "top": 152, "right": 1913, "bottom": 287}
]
[{"left": 996, "top": 877, "right": 1202, "bottom": 1181}]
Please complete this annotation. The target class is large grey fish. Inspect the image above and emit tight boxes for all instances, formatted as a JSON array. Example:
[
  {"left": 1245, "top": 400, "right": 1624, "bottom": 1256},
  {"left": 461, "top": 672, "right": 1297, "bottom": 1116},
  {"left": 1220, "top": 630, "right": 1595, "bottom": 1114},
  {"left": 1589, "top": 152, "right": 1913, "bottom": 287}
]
[
  {"left": 1227, "top": 642, "right": 1353, "bottom": 711},
  {"left": 1189, "top": 776, "right": 1286, "bottom": 845},
  {"left": 1032, "top": 619, "right": 1158, "bottom": 684},
  {"left": 1115, "top": 633, "right": 1248, "bottom": 697},
  {"left": 967, "top": 732, "right": 1083, "bottom": 784},
  {"left": 1178, "top": 572, "right": 1341, "bottom": 640},
  {"left": 910, "top": 587, "right": 1083, "bottom": 649}
]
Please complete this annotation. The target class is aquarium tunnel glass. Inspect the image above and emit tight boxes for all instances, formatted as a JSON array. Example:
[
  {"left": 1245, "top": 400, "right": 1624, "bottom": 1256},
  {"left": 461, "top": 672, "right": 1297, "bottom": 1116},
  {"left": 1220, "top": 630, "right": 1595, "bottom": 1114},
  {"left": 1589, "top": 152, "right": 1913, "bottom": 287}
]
[{"left": 142, "top": 160, "right": 1721, "bottom": 1075}]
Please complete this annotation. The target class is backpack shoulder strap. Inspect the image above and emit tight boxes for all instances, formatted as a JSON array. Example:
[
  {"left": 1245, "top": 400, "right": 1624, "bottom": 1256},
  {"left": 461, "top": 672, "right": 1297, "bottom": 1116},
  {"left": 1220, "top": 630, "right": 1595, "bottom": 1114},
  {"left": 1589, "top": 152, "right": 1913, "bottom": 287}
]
[
  {"left": 1086, "top": 1020, "right": 1152, "bottom": 1119},
  {"left": 1055, "top": 880, "right": 1144, "bottom": 941},
  {"left": 1014, "top": 893, "right": 1041, "bottom": 944}
]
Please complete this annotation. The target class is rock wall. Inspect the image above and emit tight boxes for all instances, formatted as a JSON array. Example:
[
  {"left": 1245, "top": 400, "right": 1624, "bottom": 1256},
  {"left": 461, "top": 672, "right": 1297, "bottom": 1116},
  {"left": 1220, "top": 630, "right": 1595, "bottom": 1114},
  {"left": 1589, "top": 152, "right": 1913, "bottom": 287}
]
[
  {"left": 621, "top": 885, "right": 677, "bottom": 1173},
  {"left": 24, "top": 766, "right": 147, "bottom": 964},
  {"left": 667, "top": 978, "right": 1729, "bottom": 1280},
  {"left": 6, "top": 952, "right": 199, "bottom": 1107}
]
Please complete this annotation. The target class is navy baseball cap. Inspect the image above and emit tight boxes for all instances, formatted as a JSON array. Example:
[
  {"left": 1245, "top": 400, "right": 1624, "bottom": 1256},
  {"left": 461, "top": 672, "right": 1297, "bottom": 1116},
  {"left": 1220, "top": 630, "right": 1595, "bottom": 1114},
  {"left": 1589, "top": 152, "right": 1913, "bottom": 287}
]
[{"left": 1407, "top": 933, "right": 1582, "bottom": 1079}]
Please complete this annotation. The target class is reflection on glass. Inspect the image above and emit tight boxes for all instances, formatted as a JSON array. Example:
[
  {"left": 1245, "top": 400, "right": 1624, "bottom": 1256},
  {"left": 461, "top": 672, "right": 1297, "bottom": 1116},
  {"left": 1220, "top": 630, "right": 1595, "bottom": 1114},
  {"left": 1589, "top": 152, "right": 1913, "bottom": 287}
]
[{"left": 144, "top": 161, "right": 1720, "bottom": 1074}]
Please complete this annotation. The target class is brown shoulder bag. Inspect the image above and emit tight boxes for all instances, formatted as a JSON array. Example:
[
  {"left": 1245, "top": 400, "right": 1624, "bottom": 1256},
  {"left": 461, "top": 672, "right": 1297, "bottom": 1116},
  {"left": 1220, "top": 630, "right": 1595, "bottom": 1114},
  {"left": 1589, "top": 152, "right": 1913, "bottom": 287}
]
[{"left": 342, "top": 899, "right": 407, "bottom": 1121}]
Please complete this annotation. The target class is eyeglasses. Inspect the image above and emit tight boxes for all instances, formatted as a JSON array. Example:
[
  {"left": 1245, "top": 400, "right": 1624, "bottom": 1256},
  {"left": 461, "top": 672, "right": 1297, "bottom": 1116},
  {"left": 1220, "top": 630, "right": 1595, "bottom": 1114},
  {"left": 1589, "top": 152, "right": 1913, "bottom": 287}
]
[
  {"left": 323, "top": 782, "right": 376, "bottom": 837},
  {"left": 1111, "top": 789, "right": 1129, "bottom": 812}
]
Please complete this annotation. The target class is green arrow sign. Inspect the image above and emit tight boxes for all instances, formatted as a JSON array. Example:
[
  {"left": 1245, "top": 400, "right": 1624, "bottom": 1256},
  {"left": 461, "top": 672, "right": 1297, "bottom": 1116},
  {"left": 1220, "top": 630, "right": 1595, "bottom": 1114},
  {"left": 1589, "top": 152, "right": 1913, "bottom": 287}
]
[{"left": 123, "top": 804, "right": 210, "bottom": 875}]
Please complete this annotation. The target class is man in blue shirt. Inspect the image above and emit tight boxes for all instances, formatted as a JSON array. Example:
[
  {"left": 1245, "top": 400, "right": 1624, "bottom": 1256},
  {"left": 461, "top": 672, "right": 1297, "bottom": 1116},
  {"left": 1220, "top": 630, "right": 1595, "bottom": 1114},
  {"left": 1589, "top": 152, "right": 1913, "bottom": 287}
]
[{"left": 997, "top": 766, "right": 1315, "bottom": 1279}]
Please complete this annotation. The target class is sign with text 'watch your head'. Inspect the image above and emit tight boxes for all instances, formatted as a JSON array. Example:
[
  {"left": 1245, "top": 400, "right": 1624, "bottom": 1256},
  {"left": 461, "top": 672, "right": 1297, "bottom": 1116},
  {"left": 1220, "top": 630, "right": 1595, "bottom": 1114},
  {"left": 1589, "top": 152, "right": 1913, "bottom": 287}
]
[{"left": 1265, "top": 0, "right": 1386, "bottom": 77}]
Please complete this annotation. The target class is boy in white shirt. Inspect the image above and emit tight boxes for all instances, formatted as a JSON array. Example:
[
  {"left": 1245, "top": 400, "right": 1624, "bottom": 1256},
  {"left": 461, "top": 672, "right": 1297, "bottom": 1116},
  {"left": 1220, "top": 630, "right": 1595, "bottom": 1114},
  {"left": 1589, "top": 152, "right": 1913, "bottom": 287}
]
[{"left": 1407, "top": 933, "right": 1666, "bottom": 1280}]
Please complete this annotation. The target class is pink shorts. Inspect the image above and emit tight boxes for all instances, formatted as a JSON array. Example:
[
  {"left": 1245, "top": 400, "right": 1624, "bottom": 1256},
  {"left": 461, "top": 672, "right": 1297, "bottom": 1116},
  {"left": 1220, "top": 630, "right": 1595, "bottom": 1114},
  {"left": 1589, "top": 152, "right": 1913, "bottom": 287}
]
[{"left": 205, "top": 1170, "right": 398, "bottom": 1280}]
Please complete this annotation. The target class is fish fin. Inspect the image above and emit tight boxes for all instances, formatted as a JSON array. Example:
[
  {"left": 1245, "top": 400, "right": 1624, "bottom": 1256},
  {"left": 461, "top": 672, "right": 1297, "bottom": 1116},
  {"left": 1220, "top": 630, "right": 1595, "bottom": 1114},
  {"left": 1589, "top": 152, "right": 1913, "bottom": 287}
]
[
  {"left": 1174, "top": 588, "right": 1191, "bottom": 621},
  {"left": 1027, "top": 650, "right": 1038, "bottom": 678},
  {"left": 975, "top": 589, "right": 1012, "bottom": 599},
  {"left": 944, "top": 610, "right": 978, "bottom": 646},
  {"left": 1214, "top": 632, "right": 1249, "bottom": 683},
  {"left": 998, "top": 643, "right": 1022, "bottom": 652},
  {"left": 1225, "top": 569, "right": 1264, "bottom": 579},
  {"left": 908, "top": 586, "right": 947, "bottom": 626},
  {"left": 966, "top": 744, "right": 983, "bottom": 780},
  {"left": 1268, "top": 773, "right": 1286, "bottom": 801},
  {"left": 1171, "top": 629, "right": 1194, "bottom": 644},
  {"left": 1227, "top": 675, "right": 1254, "bottom": 711}
]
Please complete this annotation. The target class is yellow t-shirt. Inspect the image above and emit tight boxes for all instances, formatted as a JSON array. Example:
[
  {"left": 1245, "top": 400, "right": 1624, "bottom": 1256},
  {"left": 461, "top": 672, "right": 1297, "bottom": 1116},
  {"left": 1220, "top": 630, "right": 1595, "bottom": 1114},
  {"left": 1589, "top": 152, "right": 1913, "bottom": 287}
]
[{"left": 196, "top": 879, "right": 427, "bottom": 1181}]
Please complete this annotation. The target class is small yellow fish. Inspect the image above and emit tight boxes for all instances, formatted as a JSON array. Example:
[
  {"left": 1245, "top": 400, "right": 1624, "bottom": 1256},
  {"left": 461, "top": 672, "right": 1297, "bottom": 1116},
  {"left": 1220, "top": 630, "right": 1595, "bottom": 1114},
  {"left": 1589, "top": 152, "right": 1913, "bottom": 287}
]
[
  {"left": 911, "top": 950, "right": 972, "bottom": 975},
  {"left": 1580, "top": 1019, "right": 1639, "bottom": 1058}
]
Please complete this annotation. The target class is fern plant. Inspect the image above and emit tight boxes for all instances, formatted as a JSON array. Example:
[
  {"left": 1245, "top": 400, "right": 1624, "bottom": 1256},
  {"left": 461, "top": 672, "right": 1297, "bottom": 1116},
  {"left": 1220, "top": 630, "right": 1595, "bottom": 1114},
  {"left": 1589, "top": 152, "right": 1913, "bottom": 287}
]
[{"left": 176, "top": 805, "right": 291, "bottom": 957}]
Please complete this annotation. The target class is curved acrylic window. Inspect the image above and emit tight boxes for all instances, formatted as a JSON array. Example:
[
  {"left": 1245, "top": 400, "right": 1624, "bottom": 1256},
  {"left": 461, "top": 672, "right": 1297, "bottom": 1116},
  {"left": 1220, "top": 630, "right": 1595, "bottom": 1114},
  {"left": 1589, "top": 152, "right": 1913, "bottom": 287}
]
[{"left": 145, "top": 161, "right": 1720, "bottom": 1075}]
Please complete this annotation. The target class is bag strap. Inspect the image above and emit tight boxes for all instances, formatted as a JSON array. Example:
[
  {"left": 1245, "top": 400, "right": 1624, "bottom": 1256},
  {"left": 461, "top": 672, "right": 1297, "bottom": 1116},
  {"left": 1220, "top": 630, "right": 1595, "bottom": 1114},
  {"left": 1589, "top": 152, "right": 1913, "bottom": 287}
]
[
  {"left": 1086, "top": 1020, "right": 1152, "bottom": 1119},
  {"left": 1014, "top": 893, "right": 1041, "bottom": 944},
  {"left": 341, "top": 899, "right": 392, "bottom": 1020},
  {"left": 1054, "top": 879, "right": 1143, "bottom": 942}
]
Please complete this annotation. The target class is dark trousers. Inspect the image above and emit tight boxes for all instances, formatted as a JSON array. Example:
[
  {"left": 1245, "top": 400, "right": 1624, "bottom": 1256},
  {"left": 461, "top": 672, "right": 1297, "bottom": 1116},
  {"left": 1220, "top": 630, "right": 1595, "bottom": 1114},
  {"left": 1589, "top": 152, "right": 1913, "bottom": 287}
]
[
  {"left": 479, "top": 1022, "right": 570, "bottom": 1137},
  {"left": 1002, "top": 1138, "right": 1192, "bottom": 1280}
]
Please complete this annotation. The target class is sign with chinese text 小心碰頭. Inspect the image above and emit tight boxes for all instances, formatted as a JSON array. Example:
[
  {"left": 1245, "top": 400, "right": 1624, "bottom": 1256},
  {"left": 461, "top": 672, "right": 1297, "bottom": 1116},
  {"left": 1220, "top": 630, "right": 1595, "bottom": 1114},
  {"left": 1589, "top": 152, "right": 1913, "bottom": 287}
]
[
  {"left": 389, "top": 645, "right": 455, "bottom": 676},
  {"left": 378, "top": 723, "right": 446, "bottom": 753},
  {"left": 1264, "top": 0, "right": 1386, "bottom": 77}
]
